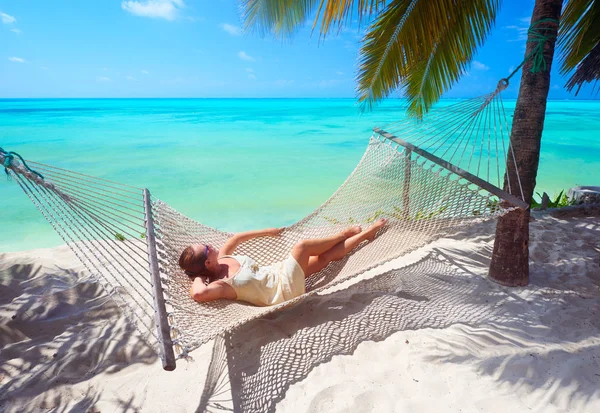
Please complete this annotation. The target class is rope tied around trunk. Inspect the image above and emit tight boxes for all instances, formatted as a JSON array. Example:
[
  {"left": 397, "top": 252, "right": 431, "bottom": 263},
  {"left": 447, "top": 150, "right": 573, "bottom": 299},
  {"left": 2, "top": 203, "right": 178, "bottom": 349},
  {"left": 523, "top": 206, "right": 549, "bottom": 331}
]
[{"left": 505, "top": 17, "right": 560, "bottom": 83}]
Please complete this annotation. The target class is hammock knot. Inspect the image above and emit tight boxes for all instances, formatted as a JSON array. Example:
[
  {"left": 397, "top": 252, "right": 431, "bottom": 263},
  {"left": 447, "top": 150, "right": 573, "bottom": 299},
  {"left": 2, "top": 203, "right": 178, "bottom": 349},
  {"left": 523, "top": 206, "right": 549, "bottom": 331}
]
[
  {"left": 2, "top": 151, "right": 14, "bottom": 180},
  {"left": 0, "top": 149, "right": 45, "bottom": 181},
  {"left": 3, "top": 153, "right": 12, "bottom": 168},
  {"left": 495, "top": 78, "right": 509, "bottom": 93}
]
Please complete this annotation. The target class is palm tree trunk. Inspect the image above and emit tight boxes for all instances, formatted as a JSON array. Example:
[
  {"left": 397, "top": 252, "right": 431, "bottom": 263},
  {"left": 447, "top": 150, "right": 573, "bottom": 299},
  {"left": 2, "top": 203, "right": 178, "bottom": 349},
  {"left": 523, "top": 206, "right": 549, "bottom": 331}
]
[{"left": 488, "top": 0, "right": 563, "bottom": 286}]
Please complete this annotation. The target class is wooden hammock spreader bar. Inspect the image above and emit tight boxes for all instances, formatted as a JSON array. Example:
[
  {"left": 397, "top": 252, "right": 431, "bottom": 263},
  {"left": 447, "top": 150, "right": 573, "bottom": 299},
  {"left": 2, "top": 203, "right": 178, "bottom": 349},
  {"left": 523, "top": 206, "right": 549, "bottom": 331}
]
[
  {"left": 373, "top": 128, "right": 529, "bottom": 210},
  {"left": 143, "top": 189, "right": 176, "bottom": 371}
]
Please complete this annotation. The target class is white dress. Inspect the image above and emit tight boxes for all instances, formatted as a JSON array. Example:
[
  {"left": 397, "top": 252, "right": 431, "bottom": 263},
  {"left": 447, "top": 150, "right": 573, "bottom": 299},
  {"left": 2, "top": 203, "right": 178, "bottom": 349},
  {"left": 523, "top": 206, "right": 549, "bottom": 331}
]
[{"left": 220, "top": 254, "right": 305, "bottom": 306}]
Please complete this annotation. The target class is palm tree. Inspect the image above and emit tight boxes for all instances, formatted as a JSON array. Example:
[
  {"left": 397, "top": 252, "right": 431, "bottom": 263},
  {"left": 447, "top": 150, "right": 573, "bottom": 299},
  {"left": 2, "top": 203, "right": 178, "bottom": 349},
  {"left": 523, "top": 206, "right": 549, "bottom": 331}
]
[{"left": 241, "top": 0, "right": 600, "bottom": 286}]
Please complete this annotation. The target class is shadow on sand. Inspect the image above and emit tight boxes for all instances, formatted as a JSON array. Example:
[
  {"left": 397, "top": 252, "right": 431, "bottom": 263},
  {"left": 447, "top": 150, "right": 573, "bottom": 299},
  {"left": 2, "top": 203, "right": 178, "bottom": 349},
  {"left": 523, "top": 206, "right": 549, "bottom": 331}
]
[
  {"left": 195, "top": 224, "right": 600, "bottom": 413},
  {"left": 0, "top": 259, "right": 157, "bottom": 412}
]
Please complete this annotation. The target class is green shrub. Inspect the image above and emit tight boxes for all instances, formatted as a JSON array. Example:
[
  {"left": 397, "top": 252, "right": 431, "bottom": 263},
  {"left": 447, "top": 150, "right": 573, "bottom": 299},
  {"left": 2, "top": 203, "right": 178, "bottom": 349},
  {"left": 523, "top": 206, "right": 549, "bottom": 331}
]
[
  {"left": 414, "top": 206, "right": 447, "bottom": 220},
  {"left": 366, "top": 209, "right": 385, "bottom": 223},
  {"left": 487, "top": 198, "right": 500, "bottom": 213},
  {"left": 531, "top": 190, "right": 576, "bottom": 209},
  {"left": 390, "top": 206, "right": 405, "bottom": 220},
  {"left": 322, "top": 216, "right": 357, "bottom": 225}
]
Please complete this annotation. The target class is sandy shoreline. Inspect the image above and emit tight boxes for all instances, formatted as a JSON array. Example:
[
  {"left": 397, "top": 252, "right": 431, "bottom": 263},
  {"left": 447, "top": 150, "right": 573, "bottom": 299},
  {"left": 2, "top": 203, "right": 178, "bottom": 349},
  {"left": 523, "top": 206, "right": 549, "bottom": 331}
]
[{"left": 1, "top": 209, "right": 599, "bottom": 412}]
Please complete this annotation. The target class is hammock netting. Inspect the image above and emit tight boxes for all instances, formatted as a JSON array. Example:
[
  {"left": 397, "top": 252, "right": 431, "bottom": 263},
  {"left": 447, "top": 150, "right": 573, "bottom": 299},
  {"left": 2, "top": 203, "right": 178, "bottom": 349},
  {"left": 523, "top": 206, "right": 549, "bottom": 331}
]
[{"left": 1, "top": 82, "right": 526, "bottom": 370}]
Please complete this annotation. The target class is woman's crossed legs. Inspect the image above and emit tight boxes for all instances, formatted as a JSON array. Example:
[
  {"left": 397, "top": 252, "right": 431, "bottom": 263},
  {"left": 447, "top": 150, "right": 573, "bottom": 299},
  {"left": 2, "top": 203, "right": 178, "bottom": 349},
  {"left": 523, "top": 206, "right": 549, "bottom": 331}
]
[{"left": 291, "top": 218, "right": 388, "bottom": 277}]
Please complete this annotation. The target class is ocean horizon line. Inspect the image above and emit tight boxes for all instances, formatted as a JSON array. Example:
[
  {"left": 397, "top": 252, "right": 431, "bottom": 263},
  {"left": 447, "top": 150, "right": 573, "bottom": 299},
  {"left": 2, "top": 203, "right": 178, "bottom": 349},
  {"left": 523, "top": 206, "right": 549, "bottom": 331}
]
[{"left": 1, "top": 97, "right": 599, "bottom": 101}]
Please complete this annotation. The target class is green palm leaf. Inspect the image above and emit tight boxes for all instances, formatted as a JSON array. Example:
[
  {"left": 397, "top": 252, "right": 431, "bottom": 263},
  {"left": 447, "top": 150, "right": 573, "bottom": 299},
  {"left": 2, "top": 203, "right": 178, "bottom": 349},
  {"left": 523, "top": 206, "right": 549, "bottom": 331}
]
[
  {"left": 558, "top": 0, "right": 600, "bottom": 94},
  {"left": 242, "top": 0, "right": 498, "bottom": 116},
  {"left": 241, "top": 0, "right": 385, "bottom": 38},
  {"left": 564, "top": 42, "right": 600, "bottom": 93},
  {"left": 241, "top": 0, "right": 318, "bottom": 38},
  {"left": 357, "top": 0, "right": 499, "bottom": 118}
]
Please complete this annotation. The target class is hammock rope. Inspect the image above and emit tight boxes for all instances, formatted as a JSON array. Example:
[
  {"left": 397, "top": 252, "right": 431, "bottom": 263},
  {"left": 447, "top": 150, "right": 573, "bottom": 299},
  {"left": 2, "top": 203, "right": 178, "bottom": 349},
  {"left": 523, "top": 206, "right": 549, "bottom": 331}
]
[
  {"left": 2, "top": 79, "right": 529, "bottom": 370},
  {"left": 378, "top": 86, "right": 526, "bottom": 205}
]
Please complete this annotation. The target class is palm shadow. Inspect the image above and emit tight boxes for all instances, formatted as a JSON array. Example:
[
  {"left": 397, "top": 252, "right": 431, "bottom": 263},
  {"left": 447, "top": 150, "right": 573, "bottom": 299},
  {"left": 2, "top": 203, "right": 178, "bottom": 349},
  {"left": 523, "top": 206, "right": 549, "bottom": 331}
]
[
  {"left": 0, "top": 258, "right": 157, "bottom": 411},
  {"left": 196, "top": 235, "right": 600, "bottom": 412},
  {"left": 424, "top": 215, "right": 600, "bottom": 408},
  {"left": 195, "top": 250, "right": 515, "bottom": 412}
]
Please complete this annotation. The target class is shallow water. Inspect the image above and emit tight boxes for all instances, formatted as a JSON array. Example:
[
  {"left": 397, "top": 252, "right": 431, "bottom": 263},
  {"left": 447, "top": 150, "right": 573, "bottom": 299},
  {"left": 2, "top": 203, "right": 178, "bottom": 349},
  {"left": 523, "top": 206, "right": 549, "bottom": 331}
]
[{"left": 1, "top": 98, "right": 599, "bottom": 252}]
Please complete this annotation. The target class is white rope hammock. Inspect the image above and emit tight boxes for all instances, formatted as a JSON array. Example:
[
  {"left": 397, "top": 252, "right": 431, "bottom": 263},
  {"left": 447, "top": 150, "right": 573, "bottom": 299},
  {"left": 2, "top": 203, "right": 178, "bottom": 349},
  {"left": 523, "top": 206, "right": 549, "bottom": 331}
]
[{"left": 1, "top": 80, "right": 527, "bottom": 370}]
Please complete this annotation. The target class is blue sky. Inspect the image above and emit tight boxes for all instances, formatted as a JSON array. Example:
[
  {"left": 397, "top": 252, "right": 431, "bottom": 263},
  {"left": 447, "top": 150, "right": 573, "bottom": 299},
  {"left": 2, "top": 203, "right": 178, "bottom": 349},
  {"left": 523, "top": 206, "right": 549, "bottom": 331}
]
[{"left": 0, "top": 0, "right": 597, "bottom": 99}]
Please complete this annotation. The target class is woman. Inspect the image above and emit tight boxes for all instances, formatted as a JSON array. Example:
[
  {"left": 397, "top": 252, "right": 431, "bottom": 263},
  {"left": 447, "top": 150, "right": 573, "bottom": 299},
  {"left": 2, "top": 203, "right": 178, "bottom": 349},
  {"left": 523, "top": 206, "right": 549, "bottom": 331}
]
[{"left": 179, "top": 218, "right": 388, "bottom": 306}]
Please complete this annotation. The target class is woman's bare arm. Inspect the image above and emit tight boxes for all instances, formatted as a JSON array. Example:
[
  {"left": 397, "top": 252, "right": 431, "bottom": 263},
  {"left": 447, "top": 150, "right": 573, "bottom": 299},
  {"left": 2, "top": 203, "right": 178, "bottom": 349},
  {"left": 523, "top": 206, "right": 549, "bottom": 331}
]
[
  {"left": 219, "top": 227, "right": 283, "bottom": 257},
  {"left": 190, "top": 278, "right": 236, "bottom": 302}
]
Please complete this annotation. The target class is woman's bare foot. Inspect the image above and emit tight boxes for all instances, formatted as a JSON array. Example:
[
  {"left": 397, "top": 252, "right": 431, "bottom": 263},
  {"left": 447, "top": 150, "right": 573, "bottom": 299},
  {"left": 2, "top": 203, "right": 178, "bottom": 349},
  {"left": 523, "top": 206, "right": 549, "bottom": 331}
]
[
  {"left": 343, "top": 226, "right": 362, "bottom": 238},
  {"left": 365, "top": 218, "right": 388, "bottom": 242}
]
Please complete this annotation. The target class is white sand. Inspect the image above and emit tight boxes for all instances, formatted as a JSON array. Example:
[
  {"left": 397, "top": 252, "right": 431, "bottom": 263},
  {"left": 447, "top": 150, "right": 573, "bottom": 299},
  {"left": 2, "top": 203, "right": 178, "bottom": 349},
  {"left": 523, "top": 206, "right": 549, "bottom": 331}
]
[{"left": 1, "top": 209, "right": 599, "bottom": 413}]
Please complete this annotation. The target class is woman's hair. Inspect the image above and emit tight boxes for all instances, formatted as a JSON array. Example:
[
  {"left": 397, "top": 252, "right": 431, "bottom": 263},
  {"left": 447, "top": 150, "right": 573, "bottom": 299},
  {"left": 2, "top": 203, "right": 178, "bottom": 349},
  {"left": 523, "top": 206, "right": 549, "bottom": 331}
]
[{"left": 179, "top": 245, "right": 212, "bottom": 280}]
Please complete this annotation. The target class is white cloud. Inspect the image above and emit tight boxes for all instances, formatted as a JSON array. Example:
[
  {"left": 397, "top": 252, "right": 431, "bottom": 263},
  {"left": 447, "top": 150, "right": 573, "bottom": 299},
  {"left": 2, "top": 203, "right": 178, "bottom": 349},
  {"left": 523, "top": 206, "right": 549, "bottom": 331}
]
[
  {"left": 472, "top": 60, "right": 489, "bottom": 70},
  {"left": 8, "top": 56, "right": 25, "bottom": 63},
  {"left": 508, "top": 65, "right": 515, "bottom": 74},
  {"left": 142, "top": 69, "right": 149, "bottom": 75},
  {"left": 520, "top": 16, "right": 531, "bottom": 24},
  {"left": 10, "top": 28, "right": 21, "bottom": 34},
  {"left": 126, "top": 75, "right": 137, "bottom": 81},
  {"left": 221, "top": 23, "right": 241, "bottom": 36},
  {"left": 238, "top": 51, "right": 255, "bottom": 61},
  {"left": 505, "top": 24, "right": 528, "bottom": 42},
  {"left": 245, "top": 68, "right": 254, "bottom": 73},
  {"left": 97, "top": 76, "right": 111, "bottom": 82},
  {"left": 1, "top": 12, "right": 16, "bottom": 24},
  {"left": 248, "top": 74, "right": 256, "bottom": 80},
  {"left": 336, "top": 71, "right": 344, "bottom": 76},
  {"left": 121, "top": 0, "right": 184, "bottom": 21}
]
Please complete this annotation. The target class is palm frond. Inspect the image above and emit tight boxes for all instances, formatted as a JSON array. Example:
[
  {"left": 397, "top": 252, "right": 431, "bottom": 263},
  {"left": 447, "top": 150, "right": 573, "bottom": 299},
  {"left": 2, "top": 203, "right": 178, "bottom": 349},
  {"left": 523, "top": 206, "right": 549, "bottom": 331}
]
[
  {"left": 354, "top": 0, "right": 416, "bottom": 110},
  {"left": 241, "top": 0, "right": 318, "bottom": 38},
  {"left": 241, "top": 0, "right": 385, "bottom": 38},
  {"left": 405, "top": 0, "right": 499, "bottom": 116},
  {"left": 558, "top": 0, "right": 600, "bottom": 94},
  {"left": 357, "top": 0, "right": 499, "bottom": 118},
  {"left": 316, "top": 0, "right": 386, "bottom": 36},
  {"left": 565, "top": 41, "right": 600, "bottom": 93}
]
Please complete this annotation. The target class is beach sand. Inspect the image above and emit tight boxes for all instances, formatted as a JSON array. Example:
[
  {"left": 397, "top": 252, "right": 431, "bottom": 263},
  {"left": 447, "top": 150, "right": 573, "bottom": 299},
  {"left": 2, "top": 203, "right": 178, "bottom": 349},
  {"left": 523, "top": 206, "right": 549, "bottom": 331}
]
[{"left": 1, "top": 209, "right": 599, "bottom": 413}]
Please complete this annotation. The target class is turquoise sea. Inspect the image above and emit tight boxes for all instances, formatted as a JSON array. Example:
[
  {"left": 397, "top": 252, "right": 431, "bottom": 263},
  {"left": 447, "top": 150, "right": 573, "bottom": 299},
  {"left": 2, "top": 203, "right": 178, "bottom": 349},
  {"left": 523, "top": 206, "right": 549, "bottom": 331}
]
[{"left": 1, "top": 98, "right": 599, "bottom": 252}]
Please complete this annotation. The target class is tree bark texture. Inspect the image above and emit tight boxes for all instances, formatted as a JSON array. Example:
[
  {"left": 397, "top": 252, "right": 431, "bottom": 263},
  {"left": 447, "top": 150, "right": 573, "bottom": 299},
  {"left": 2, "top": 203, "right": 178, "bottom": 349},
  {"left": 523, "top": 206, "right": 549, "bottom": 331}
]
[{"left": 489, "top": 0, "right": 563, "bottom": 286}]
